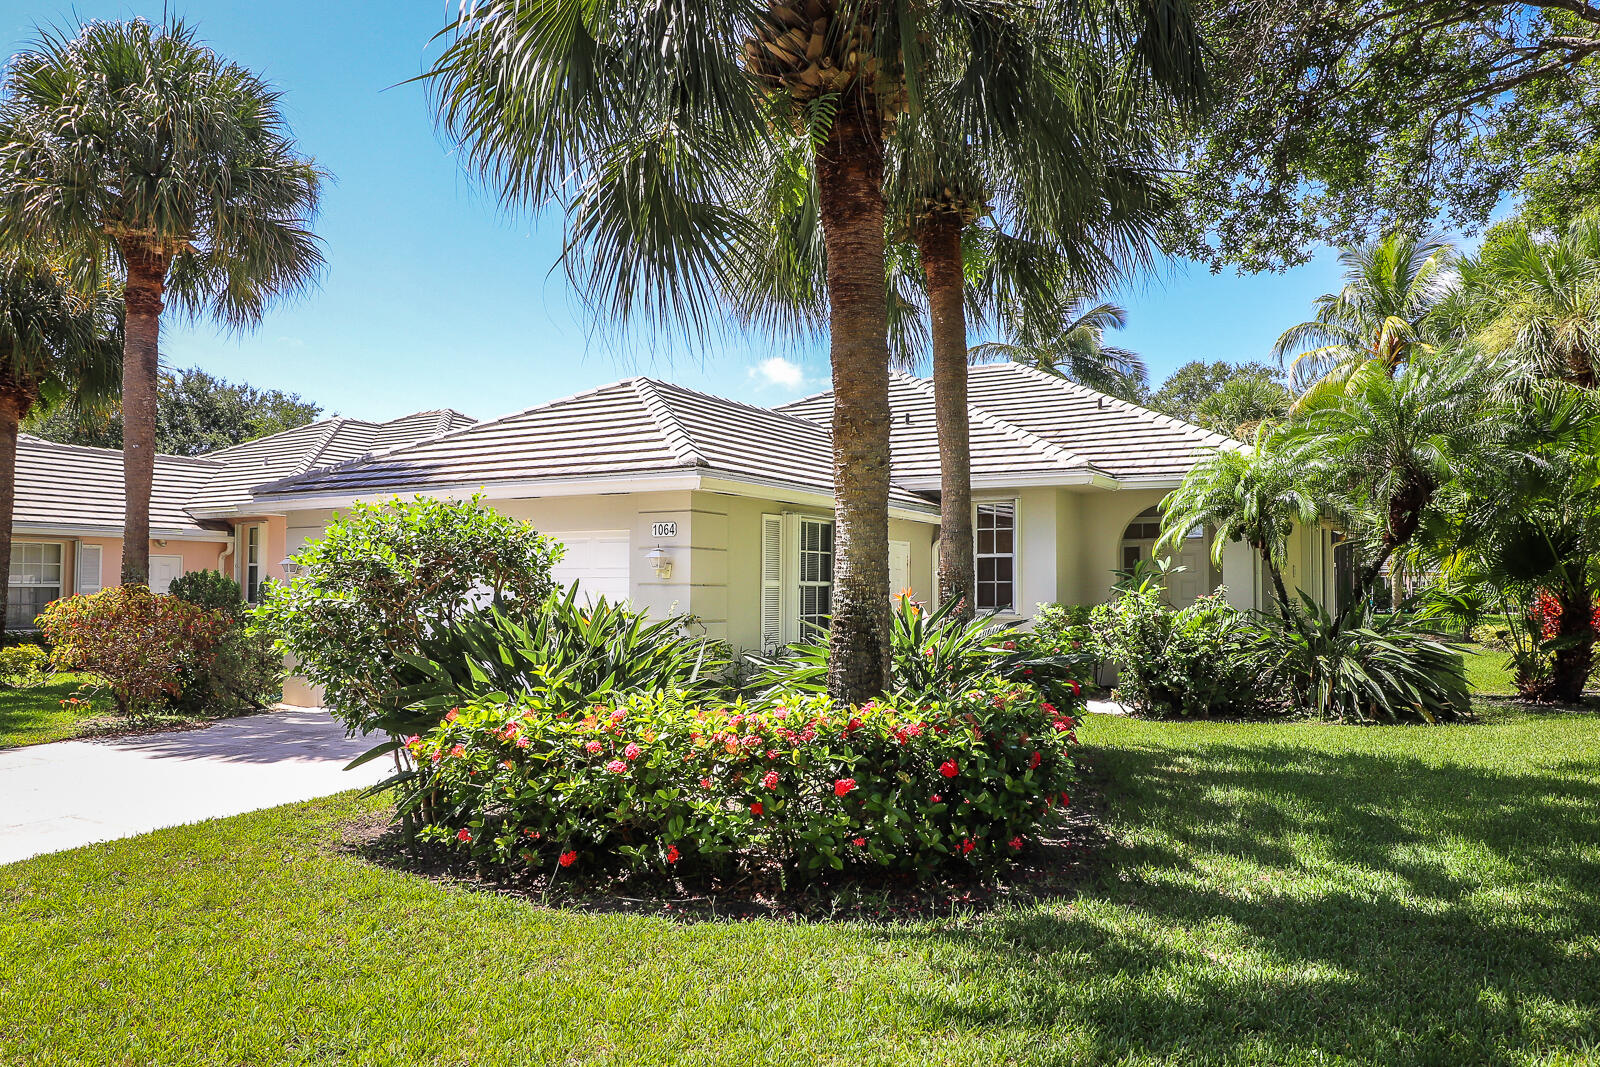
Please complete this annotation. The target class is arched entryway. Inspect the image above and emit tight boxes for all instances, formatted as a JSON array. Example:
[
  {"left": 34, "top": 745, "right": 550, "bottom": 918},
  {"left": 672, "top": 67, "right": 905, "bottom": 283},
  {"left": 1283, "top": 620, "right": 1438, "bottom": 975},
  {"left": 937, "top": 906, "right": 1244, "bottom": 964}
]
[{"left": 1118, "top": 505, "right": 1212, "bottom": 607}]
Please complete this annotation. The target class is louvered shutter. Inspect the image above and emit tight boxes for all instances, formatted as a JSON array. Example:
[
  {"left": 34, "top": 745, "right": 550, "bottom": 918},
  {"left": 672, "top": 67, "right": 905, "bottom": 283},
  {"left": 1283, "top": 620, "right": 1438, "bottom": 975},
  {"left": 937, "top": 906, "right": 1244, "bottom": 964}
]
[
  {"left": 76, "top": 544, "right": 102, "bottom": 594},
  {"left": 760, "top": 514, "right": 783, "bottom": 650}
]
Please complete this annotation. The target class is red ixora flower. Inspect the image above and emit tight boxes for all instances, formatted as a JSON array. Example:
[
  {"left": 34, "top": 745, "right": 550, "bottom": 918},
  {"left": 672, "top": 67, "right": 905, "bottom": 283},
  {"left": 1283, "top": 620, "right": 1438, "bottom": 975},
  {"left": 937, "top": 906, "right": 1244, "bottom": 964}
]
[
  {"left": 445, "top": 708, "right": 459, "bottom": 722},
  {"left": 624, "top": 742, "right": 642, "bottom": 761},
  {"left": 930, "top": 794, "right": 942, "bottom": 803},
  {"left": 585, "top": 740, "right": 603, "bottom": 754},
  {"left": 960, "top": 838, "right": 976, "bottom": 855},
  {"left": 559, "top": 850, "right": 577, "bottom": 867},
  {"left": 700, "top": 778, "right": 712, "bottom": 790},
  {"left": 665, "top": 845, "right": 680, "bottom": 864},
  {"left": 762, "top": 771, "right": 780, "bottom": 789},
  {"left": 449, "top": 744, "right": 466, "bottom": 759},
  {"left": 456, "top": 828, "right": 472, "bottom": 843},
  {"left": 939, "top": 760, "right": 959, "bottom": 778},
  {"left": 852, "top": 837, "right": 867, "bottom": 847},
  {"left": 844, "top": 717, "right": 864, "bottom": 735},
  {"left": 834, "top": 778, "right": 857, "bottom": 796},
  {"left": 606, "top": 759, "right": 627, "bottom": 774},
  {"left": 1009, "top": 836, "right": 1024, "bottom": 850},
  {"left": 1029, "top": 751, "right": 1042, "bottom": 769},
  {"left": 750, "top": 801, "right": 764, "bottom": 816}
]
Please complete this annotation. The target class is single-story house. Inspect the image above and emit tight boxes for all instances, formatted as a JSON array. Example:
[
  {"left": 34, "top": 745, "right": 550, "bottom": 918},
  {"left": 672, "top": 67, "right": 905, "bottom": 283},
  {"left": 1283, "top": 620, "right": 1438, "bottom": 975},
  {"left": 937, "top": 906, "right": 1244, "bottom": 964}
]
[{"left": 13, "top": 362, "right": 1342, "bottom": 703}]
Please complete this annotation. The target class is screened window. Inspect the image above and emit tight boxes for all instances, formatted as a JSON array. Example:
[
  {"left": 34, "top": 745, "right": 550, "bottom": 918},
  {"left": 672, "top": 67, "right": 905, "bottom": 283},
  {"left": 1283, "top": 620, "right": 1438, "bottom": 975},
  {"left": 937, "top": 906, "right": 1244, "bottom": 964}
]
[
  {"left": 9, "top": 542, "right": 63, "bottom": 630},
  {"left": 975, "top": 502, "right": 1015, "bottom": 611},
  {"left": 797, "top": 518, "right": 833, "bottom": 637},
  {"left": 244, "top": 525, "right": 264, "bottom": 603}
]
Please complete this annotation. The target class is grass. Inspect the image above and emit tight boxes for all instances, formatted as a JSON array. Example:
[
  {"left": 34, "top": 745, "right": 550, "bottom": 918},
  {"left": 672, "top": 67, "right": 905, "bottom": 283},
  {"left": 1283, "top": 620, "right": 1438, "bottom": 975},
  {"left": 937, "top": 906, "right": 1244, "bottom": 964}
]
[
  {"left": 1463, "top": 642, "right": 1517, "bottom": 695},
  {"left": 0, "top": 672, "right": 99, "bottom": 749},
  {"left": 3, "top": 708, "right": 1598, "bottom": 1065}
]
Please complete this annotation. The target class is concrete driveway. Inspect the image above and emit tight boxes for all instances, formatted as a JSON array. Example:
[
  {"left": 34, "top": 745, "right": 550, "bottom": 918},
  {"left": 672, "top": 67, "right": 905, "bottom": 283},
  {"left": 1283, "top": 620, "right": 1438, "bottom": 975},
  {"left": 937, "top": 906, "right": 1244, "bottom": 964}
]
[{"left": 0, "top": 707, "right": 388, "bottom": 865}]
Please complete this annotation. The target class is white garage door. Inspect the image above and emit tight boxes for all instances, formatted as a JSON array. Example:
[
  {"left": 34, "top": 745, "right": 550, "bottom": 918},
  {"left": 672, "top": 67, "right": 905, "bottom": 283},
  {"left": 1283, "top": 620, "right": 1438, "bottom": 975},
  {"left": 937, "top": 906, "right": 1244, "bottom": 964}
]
[{"left": 549, "top": 532, "right": 631, "bottom": 605}]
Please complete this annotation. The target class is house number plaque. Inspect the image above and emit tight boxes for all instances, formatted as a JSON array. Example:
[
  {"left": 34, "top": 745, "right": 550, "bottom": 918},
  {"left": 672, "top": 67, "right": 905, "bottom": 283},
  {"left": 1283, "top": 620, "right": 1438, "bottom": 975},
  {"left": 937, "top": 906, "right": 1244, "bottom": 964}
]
[{"left": 650, "top": 521, "right": 679, "bottom": 538}]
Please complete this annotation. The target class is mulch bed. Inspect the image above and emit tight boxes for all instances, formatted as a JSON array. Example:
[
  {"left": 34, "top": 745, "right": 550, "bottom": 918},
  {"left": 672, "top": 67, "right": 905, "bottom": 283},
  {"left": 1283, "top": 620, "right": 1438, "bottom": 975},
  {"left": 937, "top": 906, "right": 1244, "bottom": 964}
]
[{"left": 339, "top": 754, "right": 1114, "bottom": 924}]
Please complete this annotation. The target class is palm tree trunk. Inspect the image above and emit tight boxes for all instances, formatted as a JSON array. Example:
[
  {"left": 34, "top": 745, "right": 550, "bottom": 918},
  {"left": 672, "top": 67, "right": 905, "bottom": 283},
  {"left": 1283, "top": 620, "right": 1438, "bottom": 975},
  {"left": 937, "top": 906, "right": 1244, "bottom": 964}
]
[
  {"left": 1550, "top": 586, "right": 1594, "bottom": 703},
  {"left": 119, "top": 239, "right": 168, "bottom": 586},
  {"left": 916, "top": 212, "right": 974, "bottom": 618},
  {"left": 0, "top": 379, "right": 29, "bottom": 638},
  {"left": 815, "top": 99, "right": 891, "bottom": 704}
]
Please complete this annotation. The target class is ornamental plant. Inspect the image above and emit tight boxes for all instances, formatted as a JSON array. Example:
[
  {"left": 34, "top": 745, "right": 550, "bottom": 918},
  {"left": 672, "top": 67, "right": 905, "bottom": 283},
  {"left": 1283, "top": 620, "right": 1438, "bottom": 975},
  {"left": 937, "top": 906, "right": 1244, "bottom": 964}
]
[
  {"left": 38, "top": 585, "right": 227, "bottom": 716},
  {"left": 256, "top": 495, "right": 563, "bottom": 734},
  {"left": 406, "top": 678, "right": 1083, "bottom": 879}
]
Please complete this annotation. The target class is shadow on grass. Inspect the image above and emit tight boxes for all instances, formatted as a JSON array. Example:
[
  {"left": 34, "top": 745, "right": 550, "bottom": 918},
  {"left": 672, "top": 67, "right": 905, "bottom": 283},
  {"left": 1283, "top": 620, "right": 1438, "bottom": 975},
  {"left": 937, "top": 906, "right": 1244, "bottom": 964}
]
[{"left": 878, "top": 738, "right": 1600, "bottom": 1063}]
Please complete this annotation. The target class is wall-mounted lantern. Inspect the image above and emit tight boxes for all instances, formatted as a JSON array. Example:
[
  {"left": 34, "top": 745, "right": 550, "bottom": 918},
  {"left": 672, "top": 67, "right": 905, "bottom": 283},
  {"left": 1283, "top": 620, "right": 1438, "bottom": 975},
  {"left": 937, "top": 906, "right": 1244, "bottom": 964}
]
[{"left": 646, "top": 546, "right": 674, "bottom": 580}]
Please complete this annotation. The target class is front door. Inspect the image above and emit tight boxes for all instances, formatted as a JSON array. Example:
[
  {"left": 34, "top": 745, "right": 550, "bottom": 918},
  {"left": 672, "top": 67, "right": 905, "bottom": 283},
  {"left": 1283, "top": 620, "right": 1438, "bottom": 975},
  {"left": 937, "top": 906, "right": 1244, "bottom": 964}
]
[{"left": 149, "top": 554, "right": 184, "bottom": 594}]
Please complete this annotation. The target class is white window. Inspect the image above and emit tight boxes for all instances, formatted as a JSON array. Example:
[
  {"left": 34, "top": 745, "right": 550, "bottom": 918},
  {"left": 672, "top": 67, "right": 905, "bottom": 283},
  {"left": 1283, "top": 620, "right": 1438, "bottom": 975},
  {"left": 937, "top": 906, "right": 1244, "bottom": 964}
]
[
  {"left": 9, "top": 542, "right": 63, "bottom": 629},
  {"left": 975, "top": 502, "right": 1015, "bottom": 612},
  {"left": 244, "top": 525, "right": 265, "bottom": 603},
  {"left": 797, "top": 518, "right": 833, "bottom": 639}
]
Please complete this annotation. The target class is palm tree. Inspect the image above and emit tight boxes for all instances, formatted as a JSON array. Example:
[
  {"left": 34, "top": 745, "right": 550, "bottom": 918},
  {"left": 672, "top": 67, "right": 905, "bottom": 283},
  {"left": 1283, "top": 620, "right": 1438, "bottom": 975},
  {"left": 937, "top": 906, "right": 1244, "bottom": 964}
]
[
  {"left": 424, "top": 0, "right": 1202, "bottom": 702},
  {"left": 1299, "top": 351, "right": 1497, "bottom": 609},
  {"left": 1192, "top": 373, "right": 1291, "bottom": 437},
  {"left": 1273, "top": 230, "right": 1455, "bottom": 396},
  {"left": 1158, "top": 424, "right": 1320, "bottom": 623},
  {"left": 0, "top": 254, "right": 120, "bottom": 634},
  {"left": 1450, "top": 214, "right": 1600, "bottom": 389},
  {"left": 0, "top": 19, "right": 325, "bottom": 584},
  {"left": 969, "top": 294, "right": 1148, "bottom": 400}
]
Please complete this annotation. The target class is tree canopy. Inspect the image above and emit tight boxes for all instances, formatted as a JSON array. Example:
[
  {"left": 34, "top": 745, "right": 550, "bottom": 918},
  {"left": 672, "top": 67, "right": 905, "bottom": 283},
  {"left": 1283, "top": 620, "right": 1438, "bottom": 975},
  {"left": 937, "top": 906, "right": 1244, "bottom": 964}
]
[{"left": 26, "top": 366, "right": 322, "bottom": 456}]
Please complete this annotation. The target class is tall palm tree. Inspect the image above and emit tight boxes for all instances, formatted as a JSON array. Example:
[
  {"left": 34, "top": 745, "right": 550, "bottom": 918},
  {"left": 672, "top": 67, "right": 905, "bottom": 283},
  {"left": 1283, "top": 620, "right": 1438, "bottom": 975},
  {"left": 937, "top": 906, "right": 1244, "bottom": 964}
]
[
  {"left": 969, "top": 293, "right": 1148, "bottom": 400},
  {"left": 1158, "top": 424, "right": 1320, "bottom": 623},
  {"left": 1450, "top": 214, "right": 1600, "bottom": 389},
  {"left": 0, "top": 254, "right": 120, "bottom": 634},
  {"left": 424, "top": 0, "right": 1202, "bottom": 702},
  {"left": 0, "top": 19, "right": 325, "bottom": 584},
  {"left": 1273, "top": 230, "right": 1455, "bottom": 396}
]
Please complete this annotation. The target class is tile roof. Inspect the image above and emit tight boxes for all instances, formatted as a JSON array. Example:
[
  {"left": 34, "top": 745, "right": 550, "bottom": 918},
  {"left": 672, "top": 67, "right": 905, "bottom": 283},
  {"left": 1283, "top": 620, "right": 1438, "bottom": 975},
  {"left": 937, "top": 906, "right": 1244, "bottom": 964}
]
[
  {"left": 187, "top": 409, "right": 475, "bottom": 512},
  {"left": 782, "top": 362, "right": 1233, "bottom": 485},
  {"left": 253, "top": 379, "right": 936, "bottom": 511},
  {"left": 14, "top": 435, "right": 227, "bottom": 537}
]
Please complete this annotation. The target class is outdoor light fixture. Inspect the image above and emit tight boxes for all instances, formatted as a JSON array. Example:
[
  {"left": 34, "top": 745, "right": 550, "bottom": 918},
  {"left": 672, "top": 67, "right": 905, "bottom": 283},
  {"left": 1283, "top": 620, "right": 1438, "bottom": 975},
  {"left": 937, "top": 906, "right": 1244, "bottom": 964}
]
[
  {"left": 647, "top": 546, "right": 673, "bottom": 580},
  {"left": 279, "top": 557, "right": 303, "bottom": 578}
]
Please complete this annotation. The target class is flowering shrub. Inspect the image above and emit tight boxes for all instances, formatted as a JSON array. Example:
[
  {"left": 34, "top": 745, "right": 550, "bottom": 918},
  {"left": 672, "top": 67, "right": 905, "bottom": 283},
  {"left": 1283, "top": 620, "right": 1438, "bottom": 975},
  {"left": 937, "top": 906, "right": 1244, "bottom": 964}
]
[
  {"left": 0, "top": 643, "right": 48, "bottom": 687},
  {"left": 406, "top": 678, "right": 1083, "bottom": 878},
  {"left": 1530, "top": 590, "right": 1600, "bottom": 640},
  {"left": 1018, "top": 602, "right": 1100, "bottom": 684},
  {"left": 38, "top": 586, "right": 227, "bottom": 716}
]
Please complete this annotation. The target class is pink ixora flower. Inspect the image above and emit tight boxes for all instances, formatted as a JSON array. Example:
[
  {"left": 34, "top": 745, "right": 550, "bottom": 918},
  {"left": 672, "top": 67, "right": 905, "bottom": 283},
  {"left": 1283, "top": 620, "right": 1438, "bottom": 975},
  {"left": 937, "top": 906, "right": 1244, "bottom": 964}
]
[
  {"left": 403, "top": 734, "right": 419, "bottom": 747},
  {"left": 624, "top": 742, "right": 642, "bottom": 761},
  {"left": 456, "top": 828, "right": 472, "bottom": 843},
  {"left": 939, "top": 760, "right": 959, "bottom": 778},
  {"left": 585, "top": 740, "right": 603, "bottom": 754},
  {"left": 449, "top": 744, "right": 466, "bottom": 759},
  {"left": 762, "top": 771, "right": 780, "bottom": 790},
  {"left": 445, "top": 708, "right": 459, "bottom": 722},
  {"left": 834, "top": 778, "right": 856, "bottom": 797},
  {"left": 609, "top": 708, "right": 627, "bottom": 723},
  {"left": 559, "top": 850, "right": 577, "bottom": 867},
  {"left": 606, "top": 759, "right": 627, "bottom": 774}
]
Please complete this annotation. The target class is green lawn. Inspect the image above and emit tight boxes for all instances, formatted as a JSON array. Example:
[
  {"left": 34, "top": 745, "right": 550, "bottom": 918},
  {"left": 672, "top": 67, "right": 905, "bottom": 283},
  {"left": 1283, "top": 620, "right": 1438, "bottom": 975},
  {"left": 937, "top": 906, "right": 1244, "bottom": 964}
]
[
  {"left": 0, "top": 673, "right": 99, "bottom": 749},
  {"left": 3, "top": 709, "right": 1598, "bottom": 1065},
  {"left": 1463, "top": 642, "right": 1517, "bottom": 695}
]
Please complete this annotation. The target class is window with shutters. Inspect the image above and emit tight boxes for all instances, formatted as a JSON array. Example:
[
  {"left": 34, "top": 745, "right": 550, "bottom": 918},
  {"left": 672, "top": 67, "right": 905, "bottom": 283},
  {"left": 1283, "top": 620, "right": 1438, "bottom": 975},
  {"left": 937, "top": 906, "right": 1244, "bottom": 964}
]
[
  {"left": 244, "top": 524, "right": 265, "bottom": 603},
  {"left": 759, "top": 514, "right": 783, "bottom": 650},
  {"left": 975, "top": 501, "right": 1015, "bottom": 612},
  {"left": 76, "top": 544, "right": 103, "bottom": 595},
  {"left": 9, "top": 542, "right": 62, "bottom": 629},
  {"left": 797, "top": 517, "right": 833, "bottom": 638}
]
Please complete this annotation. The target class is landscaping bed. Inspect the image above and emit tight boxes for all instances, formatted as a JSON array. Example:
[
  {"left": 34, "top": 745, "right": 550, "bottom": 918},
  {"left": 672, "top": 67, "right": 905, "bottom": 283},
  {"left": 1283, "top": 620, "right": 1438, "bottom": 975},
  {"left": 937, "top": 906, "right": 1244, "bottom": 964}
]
[{"left": 4, "top": 706, "right": 1597, "bottom": 1066}]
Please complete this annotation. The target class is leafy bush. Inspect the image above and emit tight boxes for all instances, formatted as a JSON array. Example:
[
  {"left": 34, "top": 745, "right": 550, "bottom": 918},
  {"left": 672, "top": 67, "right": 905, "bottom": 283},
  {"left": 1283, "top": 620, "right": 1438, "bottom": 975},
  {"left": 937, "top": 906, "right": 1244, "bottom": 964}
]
[
  {"left": 256, "top": 496, "right": 564, "bottom": 731},
  {"left": 38, "top": 586, "right": 227, "bottom": 716},
  {"left": 1020, "top": 602, "right": 1101, "bottom": 684},
  {"left": 0, "top": 643, "right": 48, "bottom": 687},
  {"left": 1092, "top": 586, "right": 1275, "bottom": 718},
  {"left": 1260, "top": 597, "right": 1472, "bottom": 723},
  {"left": 407, "top": 678, "right": 1083, "bottom": 878},
  {"left": 167, "top": 569, "right": 244, "bottom": 616},
  {"left": 374, "top": 589, "right": 723, "bottom": 762},
  {"left": 756, "top": 595, "right": 1087, "bottom": 709}
]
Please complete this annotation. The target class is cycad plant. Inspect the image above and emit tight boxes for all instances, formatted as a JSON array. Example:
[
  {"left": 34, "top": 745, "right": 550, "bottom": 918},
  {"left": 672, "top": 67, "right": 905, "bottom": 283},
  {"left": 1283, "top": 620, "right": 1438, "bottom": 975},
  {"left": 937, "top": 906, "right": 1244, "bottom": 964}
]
[
  {"left": 424, "top": 0, "right": 1203, "bottom": 702},
  {"left": 0, "top": 19, "right": 325, "bottom": 583},
  {"left": 1273, "top": 230, "right": 1455, "bottom": 398},
  {"left": 0, "top": 253, "right": 121, "bottom": 633}
]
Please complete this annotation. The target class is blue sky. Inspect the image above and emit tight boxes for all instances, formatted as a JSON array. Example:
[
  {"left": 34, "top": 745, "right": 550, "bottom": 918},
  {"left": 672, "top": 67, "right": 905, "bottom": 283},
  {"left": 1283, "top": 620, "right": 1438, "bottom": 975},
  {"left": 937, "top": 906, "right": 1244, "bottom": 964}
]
[{"left": 0, "top": 1, "right": 1363, "bottom": 422}]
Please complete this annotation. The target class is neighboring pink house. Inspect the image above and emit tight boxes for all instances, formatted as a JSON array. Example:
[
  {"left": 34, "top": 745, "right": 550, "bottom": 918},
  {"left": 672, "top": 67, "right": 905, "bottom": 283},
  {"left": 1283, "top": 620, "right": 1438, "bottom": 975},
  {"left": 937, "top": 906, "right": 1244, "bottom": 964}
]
[{"left": 9, "top": 409, "right": 474, "bottom": 630}]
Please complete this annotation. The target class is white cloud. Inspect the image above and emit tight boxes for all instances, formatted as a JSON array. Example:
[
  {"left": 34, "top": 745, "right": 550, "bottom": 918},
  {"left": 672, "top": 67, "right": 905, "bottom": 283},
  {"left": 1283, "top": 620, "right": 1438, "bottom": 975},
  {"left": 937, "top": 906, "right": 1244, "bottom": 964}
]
[{"left": 750, "top": 356, "right": 805, "bottom": 389}]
